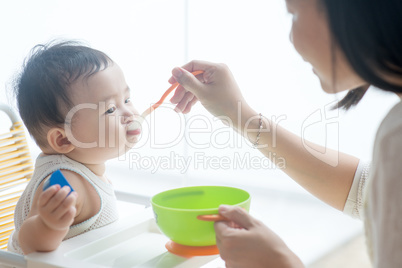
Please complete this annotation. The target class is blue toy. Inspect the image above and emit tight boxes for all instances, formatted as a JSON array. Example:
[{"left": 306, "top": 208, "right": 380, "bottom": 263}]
[{"left": 43, "top": 170, "right": 74, "bottom": 193}]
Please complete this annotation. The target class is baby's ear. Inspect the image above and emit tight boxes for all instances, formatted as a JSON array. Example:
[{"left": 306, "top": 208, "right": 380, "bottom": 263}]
[{"left": 47, "top": 127, "right": 75, "bottom": 154}]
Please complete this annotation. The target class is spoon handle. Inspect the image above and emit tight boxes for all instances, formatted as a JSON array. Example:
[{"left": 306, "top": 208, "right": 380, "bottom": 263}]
[
  {"left": 197, "top": 214, "right": 228, "bottom": 222},
  {"left": 141, "top": 70, "right": 204, "bottom": 118}
]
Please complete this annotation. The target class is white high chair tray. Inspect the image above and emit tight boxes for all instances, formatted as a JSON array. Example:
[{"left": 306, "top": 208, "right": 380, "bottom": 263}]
[{"left": 25, "top": 207, "right": 224, "bottom": 268}]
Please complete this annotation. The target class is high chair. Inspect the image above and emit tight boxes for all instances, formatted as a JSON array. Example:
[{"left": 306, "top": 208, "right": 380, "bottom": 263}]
[
  {"left": 0, "top": 104, "right": 222, "bottom": 268},
  {"left": 0, "top": 104, "right": 33, "bottom": 267}
]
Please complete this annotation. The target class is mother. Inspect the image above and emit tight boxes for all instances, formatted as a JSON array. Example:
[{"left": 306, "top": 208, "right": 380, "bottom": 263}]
[{"left": 169, "top": 0, "right": 402, "bottom": 267}]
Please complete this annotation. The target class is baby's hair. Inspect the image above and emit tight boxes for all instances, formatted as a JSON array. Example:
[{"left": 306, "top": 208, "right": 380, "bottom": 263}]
[{"left": 13, "top": 40, "right": 112, "bottom": 147}]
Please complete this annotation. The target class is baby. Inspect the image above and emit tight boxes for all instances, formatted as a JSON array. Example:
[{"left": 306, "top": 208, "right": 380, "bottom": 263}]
[{"left": 8, "top": 41, "right": 141, "bottom": 254}]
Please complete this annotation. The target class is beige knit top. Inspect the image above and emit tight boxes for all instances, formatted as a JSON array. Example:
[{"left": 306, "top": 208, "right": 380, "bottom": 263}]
[{"left": 343, "top": 100, "right": 402, "bottom": 267}]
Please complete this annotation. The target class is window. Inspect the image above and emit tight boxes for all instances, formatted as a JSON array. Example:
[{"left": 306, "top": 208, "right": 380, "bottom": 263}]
[{"left": 0, "top": 0, "right": 399, "bottom": 264}]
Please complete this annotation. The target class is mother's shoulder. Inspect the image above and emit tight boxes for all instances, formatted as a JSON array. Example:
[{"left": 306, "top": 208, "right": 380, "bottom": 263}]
[{"left": 375, "top": 100, "right": 402, "bottom": 145}]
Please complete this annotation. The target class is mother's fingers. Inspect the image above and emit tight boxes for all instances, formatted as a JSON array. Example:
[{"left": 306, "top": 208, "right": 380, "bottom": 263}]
[
  {"left": 181, "top": 60, "right": 217, "bottom": 73},
  {"left": 219, "top": 206, "right": 255, "bottom": 230},
  {"left": 173, "top": 91, "right": 195, "bottom": 113},
  {"left": 168, "top": 60, "right": 211, "bottom": 84},
  {"left": 170, "top": 71, "right": 205, "bottom": 104},
  {"left": 170, "top": 85, "right": 187, "bottom": 104},
  {"left": 214, "top": 220, "right": 233, "bottom": 236},
  {"left": 182, "top": 96, "right": 198, "bottom": 114}
]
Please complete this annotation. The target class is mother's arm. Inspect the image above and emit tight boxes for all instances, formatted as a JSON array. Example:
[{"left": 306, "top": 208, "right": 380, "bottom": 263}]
[
  {"left": 170, "top": 60, "right": 360, "bottom": 211},
  {"left": 242, "top": 107, "right": 359, "bottom": 211}
]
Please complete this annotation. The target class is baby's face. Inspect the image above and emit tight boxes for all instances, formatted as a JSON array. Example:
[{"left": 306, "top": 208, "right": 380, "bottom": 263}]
[{"left": 64, "top": 63, "right": 140, "bottom": 164}]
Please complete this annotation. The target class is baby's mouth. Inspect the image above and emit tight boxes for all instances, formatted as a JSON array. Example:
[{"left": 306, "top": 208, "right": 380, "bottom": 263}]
[{"left": 127, "top": 120, "right": 142, "bottom": 135}]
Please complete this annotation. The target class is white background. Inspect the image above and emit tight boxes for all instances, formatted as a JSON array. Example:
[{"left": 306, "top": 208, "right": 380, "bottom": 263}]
[{"left": 0, "top": 0, "right": 399, "bottom": 265}]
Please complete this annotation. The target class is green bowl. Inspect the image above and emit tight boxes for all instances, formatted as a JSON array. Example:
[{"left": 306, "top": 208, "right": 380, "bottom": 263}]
[{"left": 151, "top": 186, "right": 251, "bottom": 246}]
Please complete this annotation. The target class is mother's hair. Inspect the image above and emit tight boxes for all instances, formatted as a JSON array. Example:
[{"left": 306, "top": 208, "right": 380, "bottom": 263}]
[{"left": 321, "top": 0, "right": 402, "bottom": 109}]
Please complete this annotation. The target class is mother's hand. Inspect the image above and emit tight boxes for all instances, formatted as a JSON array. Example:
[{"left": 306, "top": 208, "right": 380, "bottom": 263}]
[
  {"left": 169, "top": 60, "right": 254, "bottom": 127},
  {"left": 214, "top": 205, "right": 304, "bottom": 268}
]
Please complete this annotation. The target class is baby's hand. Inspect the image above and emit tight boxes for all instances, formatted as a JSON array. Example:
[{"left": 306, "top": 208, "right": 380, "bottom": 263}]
[{"left": 37, "top": 185, "right": 78, "bottom": 231}]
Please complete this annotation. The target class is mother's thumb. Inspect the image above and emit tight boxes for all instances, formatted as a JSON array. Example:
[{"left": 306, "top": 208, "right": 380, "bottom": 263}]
[{"left": 172, "top": 67, "right": 204, "bottom": 94}]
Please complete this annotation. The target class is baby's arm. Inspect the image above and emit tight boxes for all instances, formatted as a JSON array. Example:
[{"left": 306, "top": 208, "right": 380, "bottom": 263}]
[
  {"left": 18, "top": 184, "right": 77, "bottom": 254},
  {"left": 18, "top": 170, "right": 98, "bottom": 254}
]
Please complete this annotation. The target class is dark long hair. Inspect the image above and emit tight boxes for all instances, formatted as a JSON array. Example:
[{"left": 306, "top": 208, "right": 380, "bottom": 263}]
[{"left": 321, "top": 0, "right": 402, "bottom": 109}]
